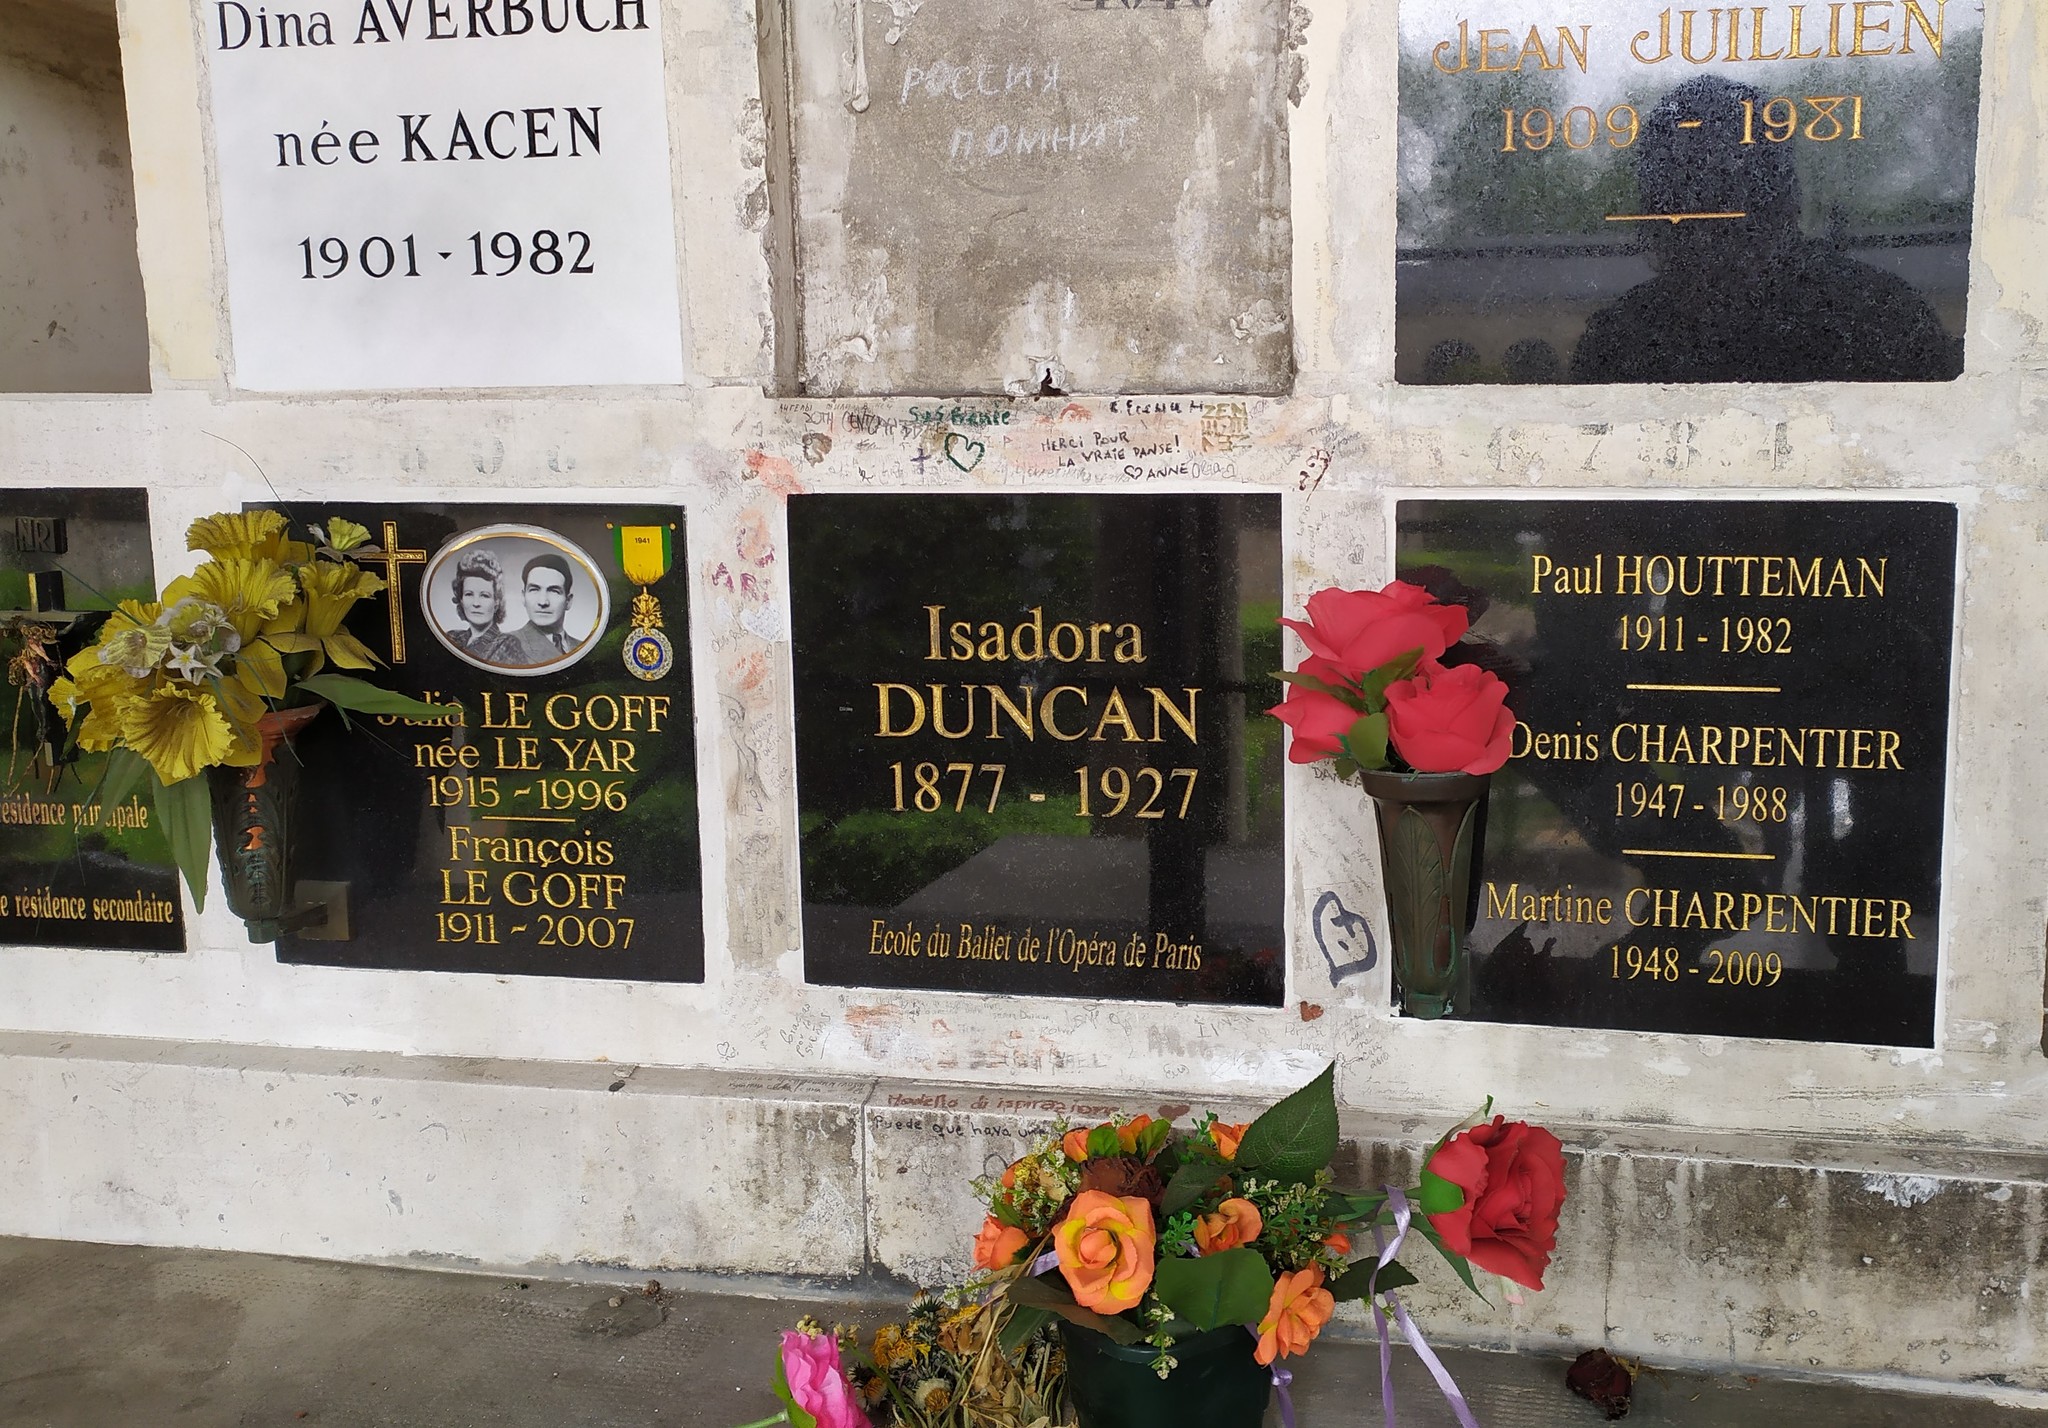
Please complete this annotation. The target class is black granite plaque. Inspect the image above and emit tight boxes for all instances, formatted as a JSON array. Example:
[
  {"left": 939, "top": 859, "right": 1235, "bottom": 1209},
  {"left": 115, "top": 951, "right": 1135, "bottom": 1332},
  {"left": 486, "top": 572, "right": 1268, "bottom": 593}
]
[
  {"left": 1396, "top": 2, "right": 1980, "bottom": 384},
  {"left": 791, "top": 494, "right": 1284, "bottom": 1006},
  {"left": 278, "top": 502, "right": 702, "bottom": 981},
  {"left": 0, "top": 489, "right": 184, "bottom": 952},
  {"left": 1397, "top": 498, "right": 1955, "bottom": 1045}
]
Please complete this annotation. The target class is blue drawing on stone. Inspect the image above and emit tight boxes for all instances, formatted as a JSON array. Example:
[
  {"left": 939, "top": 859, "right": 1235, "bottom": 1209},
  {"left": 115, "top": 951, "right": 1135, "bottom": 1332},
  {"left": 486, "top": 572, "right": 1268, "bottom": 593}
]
[{"left": 1312, "top": 891, "right": 1377, "bottom": 983}]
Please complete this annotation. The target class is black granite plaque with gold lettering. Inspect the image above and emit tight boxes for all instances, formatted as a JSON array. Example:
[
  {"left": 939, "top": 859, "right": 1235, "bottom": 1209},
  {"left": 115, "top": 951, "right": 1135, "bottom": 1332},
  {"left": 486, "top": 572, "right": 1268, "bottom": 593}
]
[
  {"left": 1396, "top": 1, "right": 1980, "bottom": 384},
  {"left": 1398, "top": 497, "right": 1955, "bottom": 1045},
  {"left": 0, "top": 489, "right": 184, "bottom": 952},
  {"left": 277, "top": 502, "right": 702, "bottom": 981},
  {"left": 791, "top": 494, "right": 1284, "bottom": 1006}
]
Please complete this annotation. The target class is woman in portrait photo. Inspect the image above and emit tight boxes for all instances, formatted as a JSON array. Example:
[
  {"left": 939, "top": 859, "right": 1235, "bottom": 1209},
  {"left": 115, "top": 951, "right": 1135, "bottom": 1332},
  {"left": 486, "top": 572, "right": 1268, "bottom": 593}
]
[{"left": 443, "top": 550, "right": 519, "bottom": 664}]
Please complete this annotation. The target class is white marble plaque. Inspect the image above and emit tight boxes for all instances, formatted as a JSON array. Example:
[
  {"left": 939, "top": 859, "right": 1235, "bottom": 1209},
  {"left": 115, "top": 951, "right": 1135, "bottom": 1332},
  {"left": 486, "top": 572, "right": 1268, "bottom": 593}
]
[{"left": 203, "top": 0, "right": 685, "bottom": 390}]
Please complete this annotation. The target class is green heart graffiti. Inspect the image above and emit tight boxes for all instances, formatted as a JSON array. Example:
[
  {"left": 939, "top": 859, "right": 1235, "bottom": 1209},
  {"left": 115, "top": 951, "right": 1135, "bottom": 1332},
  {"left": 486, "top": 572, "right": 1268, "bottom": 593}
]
[{"left": 943, "top": 432, "right": 986, "bottom": 472}]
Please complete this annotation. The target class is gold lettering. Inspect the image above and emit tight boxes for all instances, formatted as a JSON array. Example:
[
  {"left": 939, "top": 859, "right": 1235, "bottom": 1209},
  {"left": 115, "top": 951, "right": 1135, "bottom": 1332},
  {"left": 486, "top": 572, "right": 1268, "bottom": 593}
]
[
  {"left": 1557, "top": 24, "right": 1591, "bottom": 71},
  {"left": 1148, "top": 687, "right": 1199, "bottom": 743},
  {"left": 1632, "top": 8, "right": 1673, "bottom": 62},
  {"left": 1477, "top": 27, "right": 1517, "bottom": 70},
  {"left": 1091, "top": 688, "right": 1141, "bottom": 743},
  {"left": 985, "top": 684, "right": 1035, "bottom": 740},
  {"left": 1900, "top": 0, "right": 1944, "bottom": 56},
  {"left": 876, "top": 682, "right": 925, "bottom": 737},
  {"left": 1750, "top": 4, "right": 1785, "bottom": 58},
  {"left": 1041, "top": 686, "right": 1087, "bottom": 741},
  {"left": 1680, "top": 8, "right": 1723, "bottom": 63},
  {"left": 1787, "top": 4, "right": 1824, "bottom": 57},
  {"left": 1851, "top": 0, "right": 1893, "bottom": 53},
  {"left": 1432, "top": 19, "right": 1471, "bottom": 73}
]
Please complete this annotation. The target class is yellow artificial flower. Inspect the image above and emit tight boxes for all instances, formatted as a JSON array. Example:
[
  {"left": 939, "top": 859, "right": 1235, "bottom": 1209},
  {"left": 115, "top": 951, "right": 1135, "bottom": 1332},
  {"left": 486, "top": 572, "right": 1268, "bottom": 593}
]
[
  {"left": 226, "top": 637, "right": 287, "bottom": 703},
  {"left": 320, "top": 516, "right": 372, "bottom": 552},
  {"left": 297, "top": 559, "right": 383, "bottom": 635},
  {"left": 117, "top": 684, "right": 235, "bottom": 786},
  {"left": 279, "top": 559, "right": 383, "bottom": 670},
  {"left": 165, "top": 559, "right": 298, "bottom": 645},
  {"left": 46, "top": 673, "right": 126, "bottom": 755},
  {"left": 187, "top": 510, "right": 291, "bottom": 561}
]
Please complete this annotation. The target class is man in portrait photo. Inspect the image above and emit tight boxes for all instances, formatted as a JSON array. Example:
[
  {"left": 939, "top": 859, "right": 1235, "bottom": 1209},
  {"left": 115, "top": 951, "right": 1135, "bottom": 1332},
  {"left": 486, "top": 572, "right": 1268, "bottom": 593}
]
[{"left": 502, "top": 552, "right": 582, "bottom": 665}]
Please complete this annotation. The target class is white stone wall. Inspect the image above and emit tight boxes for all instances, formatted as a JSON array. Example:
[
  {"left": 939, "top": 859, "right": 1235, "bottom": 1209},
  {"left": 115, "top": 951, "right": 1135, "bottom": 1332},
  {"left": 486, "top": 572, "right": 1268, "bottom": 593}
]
[
  {"left": 0, "top": 1, "right": 2044, "bottom": 1382},
  {"left": 0, "top": 0, "right": 148, "bottom": 393}
]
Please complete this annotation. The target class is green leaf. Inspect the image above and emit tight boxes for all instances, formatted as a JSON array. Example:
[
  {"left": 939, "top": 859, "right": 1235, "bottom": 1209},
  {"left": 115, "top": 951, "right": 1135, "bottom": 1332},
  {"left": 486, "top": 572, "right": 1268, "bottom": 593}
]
[
  {"left": 1152, "top": 1249, "right": 1275, "bottom": 1331},
  {"left": 1273, "top": 669, "right": 1360, "bottom": 702},
  {"left": 1136, "top": 1116, "right": 1172, "bottom": 1159},
  {"left": 296, "top": 674, "right": 460, "bottom": 720},
  {"left": 998, "top": 1304, "right": 1053, "bottom": 1354},
  {"left": 1418, "top": 1169, "right": 1465, "bottom": 1217},
  {"left": 90, "top": 748, "right": 150, "bottom": 818},
  {"left": 1161, "top": 1162, "right": 1226, "bottom": 1216},
  {"left": 1415, "top": 1221, "right": 1490, "bottom": 1305},
  {"left": 1085, "top": 1123, "right": 1122, "bottom": 1159},
  {"left": 1004, "top": 1273, "right": 1146, "bottom": 1344},
  {"left": 988, "top": 1195, "right": 1026, "bottom": 1230},
  {"left": 1358, "top": 649, "right": 1424, "bottom": 703},
  {"left": 771, "top": 1341, "right": 819, "bottom": 1428},
  {"left": 1328, "top": 1259, "right": 1420, "bottom": 1303},
  {"left": 1234, "top": 1063, "right": 1339, "bottom": 1184},
  {"left": 151, "top": 769, "right": 212, "bottom": 912},
  {"left": 1340, "top": 712, "right": 1389, "bottom": 771}
]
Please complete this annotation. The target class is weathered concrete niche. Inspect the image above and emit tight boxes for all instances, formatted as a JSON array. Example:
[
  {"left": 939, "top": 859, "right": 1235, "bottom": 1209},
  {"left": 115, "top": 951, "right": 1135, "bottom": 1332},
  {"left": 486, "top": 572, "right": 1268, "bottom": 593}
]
[
  {"left": 0, "top": 0, "right": 149, "bottom": 393},
  {"left": 767, "top": 0, "right": 1299, "bottom": 397}
]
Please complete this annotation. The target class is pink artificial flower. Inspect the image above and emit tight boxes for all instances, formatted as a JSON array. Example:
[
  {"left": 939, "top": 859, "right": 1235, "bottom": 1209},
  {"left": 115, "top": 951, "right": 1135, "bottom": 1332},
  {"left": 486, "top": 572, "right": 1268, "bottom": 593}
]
[
  {"left": 1278, "top": 582, "right": 1469, "bottom": 682},
  {"left": 1384, "top": 662, "right": 1515, "bottom": 775},
  {"left": 1267, "top": 679, "right": 1363, "bottom": 765},
  {"left": 776, "top": 1328, "right": 871, "bottom": 1428}
]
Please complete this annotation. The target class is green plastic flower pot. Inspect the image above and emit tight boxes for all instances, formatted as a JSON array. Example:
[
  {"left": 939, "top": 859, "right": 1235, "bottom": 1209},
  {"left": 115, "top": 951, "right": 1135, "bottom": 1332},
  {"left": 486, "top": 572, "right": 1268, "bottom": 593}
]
[{"left": 1059, "top": 1321, "right": 1272, "bottom": 1428}]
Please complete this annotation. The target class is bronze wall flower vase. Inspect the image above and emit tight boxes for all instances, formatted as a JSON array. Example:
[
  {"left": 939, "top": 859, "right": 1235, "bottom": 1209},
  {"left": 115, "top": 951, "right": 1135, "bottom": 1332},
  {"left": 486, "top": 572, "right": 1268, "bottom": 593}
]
[
  {"left": 1356, "top": 768, "right": 1489, "bottom": 1019},
  {"left": 206, "top": 703, "right": 325, "bottom": 942}
]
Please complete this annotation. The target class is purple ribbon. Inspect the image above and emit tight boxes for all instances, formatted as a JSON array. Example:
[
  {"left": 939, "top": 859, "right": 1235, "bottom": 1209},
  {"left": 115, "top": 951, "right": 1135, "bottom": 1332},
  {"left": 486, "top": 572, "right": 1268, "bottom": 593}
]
[{"left": 1370, "top": 1186, "right": 1481, "bottom": 1428}]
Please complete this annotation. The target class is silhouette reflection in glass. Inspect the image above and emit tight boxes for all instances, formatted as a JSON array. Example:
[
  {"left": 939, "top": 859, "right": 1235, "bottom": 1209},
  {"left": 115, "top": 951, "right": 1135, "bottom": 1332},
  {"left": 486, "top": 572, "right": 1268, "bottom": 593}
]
[{"left": 1571, "top": 76, "right": 1962, "bottom": 384}]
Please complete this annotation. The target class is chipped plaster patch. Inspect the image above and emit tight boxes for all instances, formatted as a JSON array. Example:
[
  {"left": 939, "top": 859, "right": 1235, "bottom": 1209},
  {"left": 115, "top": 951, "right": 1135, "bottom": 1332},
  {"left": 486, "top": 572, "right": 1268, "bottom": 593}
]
[{"left": 1862, "top": 1174, "right": 1943, "bottom": 1208}]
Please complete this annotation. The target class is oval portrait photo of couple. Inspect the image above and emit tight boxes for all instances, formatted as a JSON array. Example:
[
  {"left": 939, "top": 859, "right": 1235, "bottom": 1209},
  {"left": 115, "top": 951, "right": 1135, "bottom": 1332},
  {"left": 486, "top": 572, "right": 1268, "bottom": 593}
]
[{"left": 419, "top": 524, "right": 612, "bottom": 677}]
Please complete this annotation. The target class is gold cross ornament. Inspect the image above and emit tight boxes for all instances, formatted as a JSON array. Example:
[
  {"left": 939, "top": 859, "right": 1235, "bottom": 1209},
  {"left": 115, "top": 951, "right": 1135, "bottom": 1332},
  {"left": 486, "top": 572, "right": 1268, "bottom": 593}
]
[{"left": 372, "top": 520, "right": 428, "bottom": 662}]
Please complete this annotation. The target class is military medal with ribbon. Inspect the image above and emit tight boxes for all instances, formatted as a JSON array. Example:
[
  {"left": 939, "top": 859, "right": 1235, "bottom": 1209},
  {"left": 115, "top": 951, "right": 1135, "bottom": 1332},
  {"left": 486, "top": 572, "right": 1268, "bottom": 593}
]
[{"left": 614, "top": 524, "right": 675, "bottom": 681}]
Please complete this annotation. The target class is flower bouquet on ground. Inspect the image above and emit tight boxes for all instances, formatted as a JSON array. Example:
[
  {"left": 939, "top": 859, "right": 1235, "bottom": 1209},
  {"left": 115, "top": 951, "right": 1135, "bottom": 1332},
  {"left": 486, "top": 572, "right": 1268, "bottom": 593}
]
[
  {"left": 746, "top": 1304, "right": 1074, "bottom": 1428},
  {"left": 971, "top": 1065, "right": 1564, "bottom": 1428},
  {"left": 45, "top": 510, "right": 453, "bottom": 933},
  {"left": 1266, "top": 580, "right": 1517, "bottom": 1017}
]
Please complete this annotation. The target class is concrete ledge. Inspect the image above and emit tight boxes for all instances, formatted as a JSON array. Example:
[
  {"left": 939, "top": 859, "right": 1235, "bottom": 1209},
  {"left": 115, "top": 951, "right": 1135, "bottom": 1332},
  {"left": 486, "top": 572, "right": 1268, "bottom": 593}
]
[
  {"left": 0, "top": 1032, "right": 870, "bottom": 1276},
  {"left": 5, "top": 1036, "right": 2043, "bottom": 1391}
]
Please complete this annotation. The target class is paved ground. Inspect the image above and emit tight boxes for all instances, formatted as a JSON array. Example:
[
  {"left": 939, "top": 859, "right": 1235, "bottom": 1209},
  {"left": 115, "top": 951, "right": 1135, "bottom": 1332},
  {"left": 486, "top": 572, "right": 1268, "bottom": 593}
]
[{"left": 1, "top": 1236, "right": 2042, "bottom": 1427}]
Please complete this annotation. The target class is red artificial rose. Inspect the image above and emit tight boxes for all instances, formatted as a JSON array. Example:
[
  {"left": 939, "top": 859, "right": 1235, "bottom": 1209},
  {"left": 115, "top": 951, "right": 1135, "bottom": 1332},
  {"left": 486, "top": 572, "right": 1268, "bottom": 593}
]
[
  {"left": 1423, "top": 1116, "right": 1566, "bottom": 1291},
  {"left": 1384, "top": 662, "right": 1513, "bottom": 774},
  {"left": 1267, "top": 678, "right": 1362, "bottom": 765},
  {"left": 1279, "top": 582, "right": 1469, "bottom": 681}
]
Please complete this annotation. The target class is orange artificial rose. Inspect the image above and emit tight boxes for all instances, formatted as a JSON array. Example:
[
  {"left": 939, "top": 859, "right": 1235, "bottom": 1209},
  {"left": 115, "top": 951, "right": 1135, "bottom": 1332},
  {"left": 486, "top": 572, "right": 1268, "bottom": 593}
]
[
  {"left": 1254, "top": 1266, "right": 1335, "bottom": 1366},
  {"left": 1053, "top": 1191, "right": 1156, "bottom": 1313},
  {"left": 1063, "top": 1115, "right": 1156, "bottom": 1162},
  {"left": 1194, "top": 1198, "right": 1263, "bottom": 1254},
  {"left": 1210, "top": 1122, "right": 1248, "bottom": 1160},
  {"left": 1323, "top": 1230, "right": 1352, "bottom": 1255},
  {"left": 972, "top": 1215, "right": 1030, "bottom": 1271}
]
